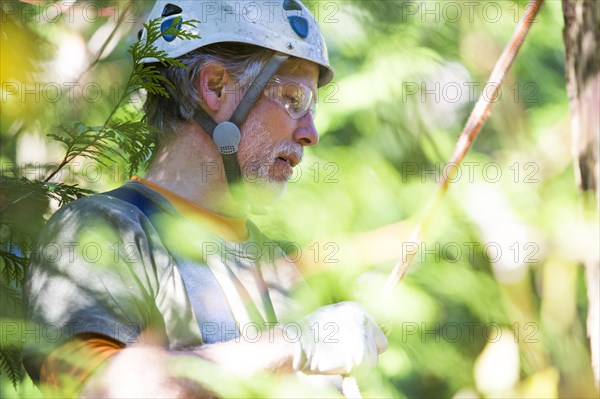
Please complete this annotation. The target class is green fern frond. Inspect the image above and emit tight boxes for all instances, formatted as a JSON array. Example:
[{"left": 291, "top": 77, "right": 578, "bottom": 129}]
[
  {"left": 1, "top": 177, "right": 92, "bottom": 218},
  {"left": 128, "top": 18, "right": 199, "bottom": 97},
  {"left": 44, "top": 17, "right": 199, "bottom": 183},
  {"left": 0, "top": 252, "right": 26, "bottom": 286},
  {"left": 0, "top": 344, "right": 24, "bottom": 389},
  {"left": 44, "top": 182, "right": 94, "bottom": 206},
  {"left": 0, "top": 15, "right": 201, "bottom": 393},
  {"left": 0, "top": 280, "right": 22, "bottom": 308}
]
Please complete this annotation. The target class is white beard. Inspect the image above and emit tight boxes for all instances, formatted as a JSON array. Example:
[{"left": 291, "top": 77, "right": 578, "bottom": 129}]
[{"left": 237, "top": 117, "right": 302, "bottom": 209}]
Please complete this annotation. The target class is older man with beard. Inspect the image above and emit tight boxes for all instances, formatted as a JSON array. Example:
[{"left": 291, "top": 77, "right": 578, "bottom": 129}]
[{"left": 23, "top": 1, "right": 387, "bottom": 396}]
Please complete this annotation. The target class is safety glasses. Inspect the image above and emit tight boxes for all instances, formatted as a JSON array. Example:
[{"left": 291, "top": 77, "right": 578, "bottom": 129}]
[{"left": 263, "top": 76, "right": 317, "bottom": 120}]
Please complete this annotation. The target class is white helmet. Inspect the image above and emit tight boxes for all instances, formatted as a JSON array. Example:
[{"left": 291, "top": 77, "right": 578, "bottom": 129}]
[{"left": 140, "top": 0, "right": 334, "bottom": 87}]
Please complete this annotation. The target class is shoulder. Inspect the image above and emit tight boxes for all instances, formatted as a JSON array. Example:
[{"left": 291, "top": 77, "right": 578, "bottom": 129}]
[
  {"left": 27, "top": 186, "right": 178, "bottom": 307},
  {"left": 39, "top": 195, "right": 125, "bottom": 240},
  {"left": 32, "top": 187, "right": 176, "bottom": 276},
  {"left": 42, "top": 182, "right": 175, "bottom": 242},
  {"left": 48, "top": 191, "right": 149, "bottom": 229}
]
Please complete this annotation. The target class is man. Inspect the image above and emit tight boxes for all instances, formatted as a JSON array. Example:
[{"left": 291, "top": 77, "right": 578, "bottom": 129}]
[{"left": 23, "top": 1, "right": 387, "bottom": 396}]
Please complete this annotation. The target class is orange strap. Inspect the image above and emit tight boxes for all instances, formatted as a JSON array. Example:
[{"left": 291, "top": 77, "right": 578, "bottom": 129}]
[
  {"left": 40, "top": 335, "right": 122, "bottom": 395},
  {"left": 132, "top": 176, "right": 249, "bottom": 242}
]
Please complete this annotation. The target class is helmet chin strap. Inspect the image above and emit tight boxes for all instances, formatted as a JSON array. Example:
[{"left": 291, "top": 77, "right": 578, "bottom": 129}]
[{"left": 193, "top": 53, "right": 289, "bottom": 212}]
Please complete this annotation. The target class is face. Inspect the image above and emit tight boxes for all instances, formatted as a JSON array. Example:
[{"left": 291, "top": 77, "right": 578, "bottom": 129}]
[{"left": 234, "top": 60, "right": 320, "bottom": 207}]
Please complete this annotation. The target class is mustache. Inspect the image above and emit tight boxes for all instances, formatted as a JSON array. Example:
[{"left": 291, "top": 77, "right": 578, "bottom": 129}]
[{"left": 276, "top": 141, "right": 303, "bottom": 163}]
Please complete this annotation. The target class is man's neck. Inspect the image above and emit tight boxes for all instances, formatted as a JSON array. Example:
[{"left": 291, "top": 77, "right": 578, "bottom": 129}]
[{"left": 143, "top": 124, "right": 247, "bottom": 218}]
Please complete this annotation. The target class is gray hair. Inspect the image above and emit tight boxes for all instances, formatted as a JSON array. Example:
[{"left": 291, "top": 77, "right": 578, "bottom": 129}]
[{"left": 144, "top": 43, "right": 275, "bottom": 144}]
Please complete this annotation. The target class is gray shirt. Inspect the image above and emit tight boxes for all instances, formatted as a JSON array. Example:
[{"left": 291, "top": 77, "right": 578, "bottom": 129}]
[{"left": 23, "top": 181, "right": 305, "bottom": 380}]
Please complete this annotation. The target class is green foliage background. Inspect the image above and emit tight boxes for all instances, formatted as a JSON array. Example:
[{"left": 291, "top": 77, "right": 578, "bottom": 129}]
[{"left": 1, "top": 0, "right": 598, "bottom": 397}]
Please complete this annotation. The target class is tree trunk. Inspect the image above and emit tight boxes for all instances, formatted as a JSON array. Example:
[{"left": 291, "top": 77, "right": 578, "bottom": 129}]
[{"left": 563, "top": 0, "right": 600, "bottom": 388}]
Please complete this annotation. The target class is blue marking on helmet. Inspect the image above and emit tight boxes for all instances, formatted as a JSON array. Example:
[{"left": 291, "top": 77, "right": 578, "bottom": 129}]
[
  {"left": 288, "top": 16, "right": 308, "bottom": 39},
  {"left": 283, "top": 0, "right": 302, "bottom": 11},
  {"left": 161, "top": 17, "right": 182, "bottom": 42}
]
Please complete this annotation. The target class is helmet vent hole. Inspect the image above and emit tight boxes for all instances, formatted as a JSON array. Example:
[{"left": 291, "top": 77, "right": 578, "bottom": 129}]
[{"left": 162, "top": 3, "right": 182, "bottom": 17}]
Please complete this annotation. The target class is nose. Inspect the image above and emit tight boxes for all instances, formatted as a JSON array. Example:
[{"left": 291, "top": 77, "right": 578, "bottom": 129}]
[{"left": 292, "top": 112, "right": 319, "bottom": 146}]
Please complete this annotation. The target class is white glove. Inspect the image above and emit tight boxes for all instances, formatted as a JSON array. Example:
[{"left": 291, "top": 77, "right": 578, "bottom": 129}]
[{"left": 292, "top": 302, "right": 388, "bottom": 375}]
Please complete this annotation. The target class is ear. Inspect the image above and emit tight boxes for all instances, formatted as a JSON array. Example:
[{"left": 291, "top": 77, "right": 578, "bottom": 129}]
[{"left": 199, "top": 64, "right": 230, "bottom": 111}]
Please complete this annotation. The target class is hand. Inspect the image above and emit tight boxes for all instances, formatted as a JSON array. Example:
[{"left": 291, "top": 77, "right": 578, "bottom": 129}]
[
  {"left": 292, "top": 302, "right": 388, "bottom": 375},
  {"left": 80, "top": 347, "right": 215, "bottom": 398}
]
